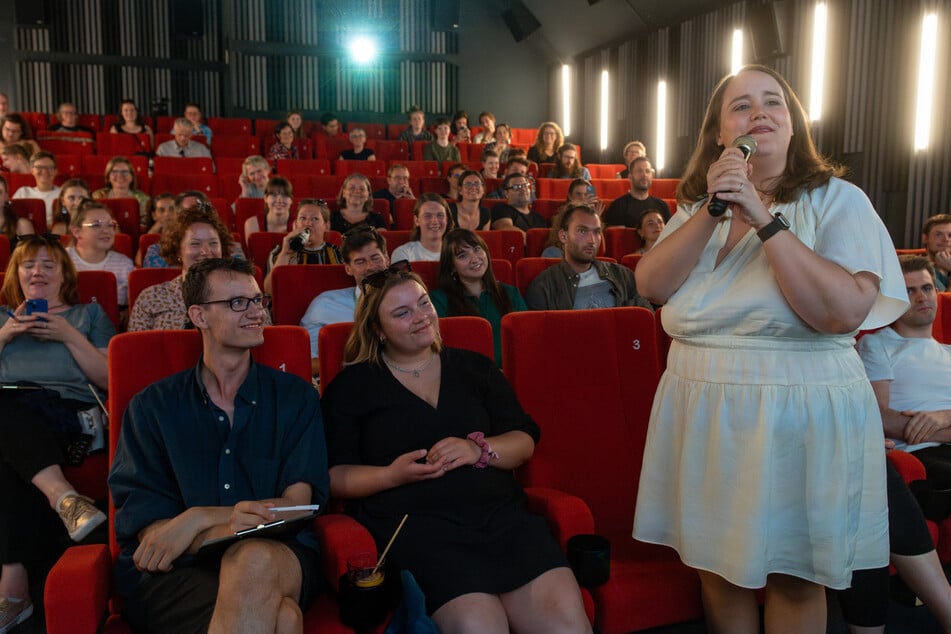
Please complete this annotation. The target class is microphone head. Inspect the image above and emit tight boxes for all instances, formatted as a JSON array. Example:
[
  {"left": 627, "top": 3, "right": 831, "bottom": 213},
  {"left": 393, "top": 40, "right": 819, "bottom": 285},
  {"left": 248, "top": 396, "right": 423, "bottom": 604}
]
[{"left": 733, "top": 135, "right": 757, "bottom": 158}]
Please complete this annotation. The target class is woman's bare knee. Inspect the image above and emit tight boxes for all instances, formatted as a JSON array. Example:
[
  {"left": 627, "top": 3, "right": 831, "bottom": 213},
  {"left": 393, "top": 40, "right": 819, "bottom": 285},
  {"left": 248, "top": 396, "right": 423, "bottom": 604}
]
[{"left": 433, "top": 593, "right": 509, "bottom": 634}]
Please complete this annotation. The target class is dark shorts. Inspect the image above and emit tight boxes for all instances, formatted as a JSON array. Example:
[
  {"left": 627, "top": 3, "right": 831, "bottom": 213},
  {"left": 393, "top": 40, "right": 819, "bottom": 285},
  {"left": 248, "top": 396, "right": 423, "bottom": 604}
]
[{"left": 123, "top": 539, "right": 321, "bottom": 634}]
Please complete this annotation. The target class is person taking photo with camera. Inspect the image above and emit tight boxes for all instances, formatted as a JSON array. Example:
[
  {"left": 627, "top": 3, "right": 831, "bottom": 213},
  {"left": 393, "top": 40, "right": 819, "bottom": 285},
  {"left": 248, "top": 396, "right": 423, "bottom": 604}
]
[{"left": 263, "top": 199, "right": 342, "bottom": 293}]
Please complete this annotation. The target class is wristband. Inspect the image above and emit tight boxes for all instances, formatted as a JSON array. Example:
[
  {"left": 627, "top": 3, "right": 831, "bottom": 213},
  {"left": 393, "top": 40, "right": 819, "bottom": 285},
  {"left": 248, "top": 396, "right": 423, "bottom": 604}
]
[{"left": 467, "top": 431, "right": 499, "bottom": 468}]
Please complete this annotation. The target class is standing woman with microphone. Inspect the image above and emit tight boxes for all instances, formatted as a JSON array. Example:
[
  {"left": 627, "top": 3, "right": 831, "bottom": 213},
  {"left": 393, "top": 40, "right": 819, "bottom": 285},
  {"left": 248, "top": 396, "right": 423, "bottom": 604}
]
[{"left": 632, "top": 65, "right": 908, "bottom": 632}]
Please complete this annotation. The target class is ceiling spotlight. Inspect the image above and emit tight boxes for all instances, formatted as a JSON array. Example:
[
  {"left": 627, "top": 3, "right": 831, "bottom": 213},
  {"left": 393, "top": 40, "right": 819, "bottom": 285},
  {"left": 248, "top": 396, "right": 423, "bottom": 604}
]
[{"left": 349, "top": 36, "right": 378, "bottom": 64}]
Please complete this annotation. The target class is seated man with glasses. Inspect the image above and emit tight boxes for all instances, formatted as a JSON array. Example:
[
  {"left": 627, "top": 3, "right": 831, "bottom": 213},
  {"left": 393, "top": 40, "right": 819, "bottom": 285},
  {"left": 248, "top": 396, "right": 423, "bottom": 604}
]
[
  {"left": 490, "top": 172, "right": 547, "bottom": 238},
  {"left": 110, "top": 257, "right": 329, "bottom": 634},
  {"left": 263, "top": 199, "right": 342, "bottom": 293},
  {"left": 12, "top": 151, "right": 61, "bottom": 227},
  {"left": 301, "top": 227, "right": 389, "bottom": 376}
]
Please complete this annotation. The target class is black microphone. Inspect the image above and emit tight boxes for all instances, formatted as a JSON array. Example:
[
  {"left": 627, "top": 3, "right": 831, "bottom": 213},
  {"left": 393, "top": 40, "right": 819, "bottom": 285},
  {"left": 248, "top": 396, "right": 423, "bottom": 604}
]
[{"left": 707, "top": 135, "right": 757, "bottom": 217}]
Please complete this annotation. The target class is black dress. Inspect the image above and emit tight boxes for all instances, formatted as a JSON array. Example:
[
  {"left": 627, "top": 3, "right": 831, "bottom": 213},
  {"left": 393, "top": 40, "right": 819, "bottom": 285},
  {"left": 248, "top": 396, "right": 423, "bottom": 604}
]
[
  {"left": 322, "top": 347, "right": 567, "bottom": 613},
  {"left": 329, "top": 210, "right": 387, "bottom": 233}
]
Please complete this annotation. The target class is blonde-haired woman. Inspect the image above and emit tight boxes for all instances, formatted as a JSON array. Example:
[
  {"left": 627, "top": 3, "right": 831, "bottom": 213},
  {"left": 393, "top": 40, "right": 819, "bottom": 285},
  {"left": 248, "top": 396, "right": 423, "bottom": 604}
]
[{"left": 527, "top": 121, "right": 564, "bottom": 164}]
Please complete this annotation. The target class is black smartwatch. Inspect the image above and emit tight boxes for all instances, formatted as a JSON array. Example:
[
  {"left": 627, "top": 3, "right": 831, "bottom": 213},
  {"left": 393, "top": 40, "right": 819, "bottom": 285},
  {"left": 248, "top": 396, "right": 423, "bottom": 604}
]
[{"left": 757, "top": 212, "right": 790, "bottom": 242}]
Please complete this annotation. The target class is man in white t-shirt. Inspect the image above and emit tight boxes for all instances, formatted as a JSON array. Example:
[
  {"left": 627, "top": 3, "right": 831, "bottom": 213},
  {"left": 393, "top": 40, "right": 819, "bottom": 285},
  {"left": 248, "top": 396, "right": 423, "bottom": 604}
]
[
  {"left": 857, "top": 254, "right": 951, "bottom": 514},
  {"left": 11, "top": 151, "right": 61, "bottom": 227}
]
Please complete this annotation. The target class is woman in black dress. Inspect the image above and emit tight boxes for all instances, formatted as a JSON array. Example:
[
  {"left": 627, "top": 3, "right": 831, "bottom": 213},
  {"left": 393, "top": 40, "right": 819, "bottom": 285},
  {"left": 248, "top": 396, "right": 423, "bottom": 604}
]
[{"left": 322, "top": 268, "right": 590, "bottom": 633}]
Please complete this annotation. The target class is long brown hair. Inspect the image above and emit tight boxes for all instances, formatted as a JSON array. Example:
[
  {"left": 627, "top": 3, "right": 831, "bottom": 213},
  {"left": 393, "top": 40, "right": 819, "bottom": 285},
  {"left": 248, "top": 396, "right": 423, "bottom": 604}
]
[
  {"left": 160, "top": 205, "right": 232, "bottom": 266},
  {"left": 437, "top": 229, "right": 513, "bottom": 317},
  {"left": 677, "top": 64, "right": 843, "bottom": 205},
  {"left": 2, "top": 235, "right": 80, "bottom": 307},
  {"left": 344, "top": 271, "right": 442, "bottom": 366}
]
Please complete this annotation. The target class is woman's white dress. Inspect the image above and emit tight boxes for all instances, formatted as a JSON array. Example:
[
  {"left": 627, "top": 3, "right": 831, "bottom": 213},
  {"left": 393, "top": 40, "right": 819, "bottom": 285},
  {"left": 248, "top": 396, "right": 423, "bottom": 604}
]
[{"left": 633, "top": 178, "right": 909, "bottom": 589}]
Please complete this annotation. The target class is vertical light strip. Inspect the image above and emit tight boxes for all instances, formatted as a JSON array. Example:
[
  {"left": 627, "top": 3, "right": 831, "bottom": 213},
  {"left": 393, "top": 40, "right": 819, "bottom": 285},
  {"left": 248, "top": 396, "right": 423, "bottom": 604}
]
[
  {"left": 809, "top": 2, "right": 828, "bottom": 121},
  {"left": 656, "top": 80, "right": 667, "bottom": 172},
  {"left": 562, "top": 64, "right": 571, "bottom": 136},
  {"left": 600, "top": 70, "right": 609, "bottom": 150},
  {"left": 914, "top": 12, "right": 938, "bottom": 150},
  {"left": 731, "top": 29, "right": 744, "bottom": 74}
]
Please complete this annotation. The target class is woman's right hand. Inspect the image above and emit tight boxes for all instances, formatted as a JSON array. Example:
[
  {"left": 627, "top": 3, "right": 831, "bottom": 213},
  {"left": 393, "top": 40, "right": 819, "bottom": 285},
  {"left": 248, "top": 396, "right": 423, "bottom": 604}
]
[
  {"left": 387, "top": 449, "right": 448, "bottom": 486},
  {"left": 1, "top": 304, "right": 39, "bottom": 345}
]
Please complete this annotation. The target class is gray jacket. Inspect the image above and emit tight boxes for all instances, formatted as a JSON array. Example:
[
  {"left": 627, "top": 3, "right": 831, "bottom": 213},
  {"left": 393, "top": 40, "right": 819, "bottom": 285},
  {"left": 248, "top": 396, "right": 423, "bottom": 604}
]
[{"left": 525, "top": 260, "right": 653, "bottom": 311}]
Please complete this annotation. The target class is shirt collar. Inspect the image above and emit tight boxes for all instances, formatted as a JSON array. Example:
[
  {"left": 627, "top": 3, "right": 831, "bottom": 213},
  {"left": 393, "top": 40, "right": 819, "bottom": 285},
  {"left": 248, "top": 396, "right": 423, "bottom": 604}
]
[{"left": 192, "top": 353, "right": 260, "bottom": 407}]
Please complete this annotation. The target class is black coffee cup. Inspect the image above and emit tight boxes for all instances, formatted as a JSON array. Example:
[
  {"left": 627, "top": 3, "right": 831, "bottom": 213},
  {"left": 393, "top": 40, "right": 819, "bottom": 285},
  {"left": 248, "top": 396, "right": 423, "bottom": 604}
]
[{"left": 566, "top": 534, "right": 611, "bottom": 588}]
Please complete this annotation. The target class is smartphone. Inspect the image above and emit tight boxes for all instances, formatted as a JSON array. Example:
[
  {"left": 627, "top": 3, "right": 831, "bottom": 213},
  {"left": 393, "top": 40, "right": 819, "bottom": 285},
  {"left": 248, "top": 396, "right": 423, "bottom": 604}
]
[
  {"left": 586, "top": 185, "right": 597, "bottom": 198},
  {"left": 25, "top": 299, "right": 48, "bottom": 316}
]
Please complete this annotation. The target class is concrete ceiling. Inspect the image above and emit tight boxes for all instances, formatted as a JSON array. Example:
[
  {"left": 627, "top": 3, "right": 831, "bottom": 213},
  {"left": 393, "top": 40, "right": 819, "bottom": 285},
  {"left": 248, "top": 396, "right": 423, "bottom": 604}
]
[{"left": 484, "top": 0, "right": 739, "bottom": 60}]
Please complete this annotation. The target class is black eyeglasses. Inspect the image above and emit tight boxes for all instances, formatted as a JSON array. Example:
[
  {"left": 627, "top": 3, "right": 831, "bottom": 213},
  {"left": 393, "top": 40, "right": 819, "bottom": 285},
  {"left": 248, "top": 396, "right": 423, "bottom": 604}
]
[
  {"left": 198, "top": 294, "right": 272, "bottom": 312},
  {"left": 361, "top": 260, "right": 413, "bottom": 290}
]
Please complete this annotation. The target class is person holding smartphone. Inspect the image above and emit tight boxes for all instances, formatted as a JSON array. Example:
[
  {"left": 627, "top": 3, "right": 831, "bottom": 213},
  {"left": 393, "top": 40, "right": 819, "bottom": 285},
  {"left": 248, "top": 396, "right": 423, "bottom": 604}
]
[{"left": 0, "top": 235, "right": 115, "bottom": 632}]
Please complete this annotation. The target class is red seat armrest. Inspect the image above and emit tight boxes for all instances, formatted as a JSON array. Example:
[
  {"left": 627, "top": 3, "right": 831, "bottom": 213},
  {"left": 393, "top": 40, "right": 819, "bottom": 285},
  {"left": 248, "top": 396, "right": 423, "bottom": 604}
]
[
  {"left": 887, "top": 449, "right": 927, "bottom": 484},
  {"left": 524, "top": 486, "right": 596, "bottom": 549},
  {"left": 313, "top": 514, "right": 378, "bottom": 592},
  {"left": 45, "top": 544, "right": 112, "bottom": 634}
]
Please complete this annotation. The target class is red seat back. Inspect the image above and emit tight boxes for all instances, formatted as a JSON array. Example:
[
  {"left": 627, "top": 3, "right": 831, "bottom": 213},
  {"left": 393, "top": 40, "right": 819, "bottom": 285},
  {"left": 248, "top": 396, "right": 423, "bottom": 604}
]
[
  {"left": 153, "top": 156, "right": 214, "bottom": 176},
  {"left": 128, "top": 268, "right": 180, "bottom": 312},
  {"left": 76, "top": 270, "right": 120, "bottom": 329},
  {"left": 604, "top": 227, "right": 642, "bottom": 259},
  {"left": 271, "top": 264, "right": 353, "bottom": 326},
  {"left": 318, "top": 316, "right": 494, "bottom": 393},
  {"left": 11, "top": 198, "right": 48, "bottom": 234},
  {"left": 515, "top": 257, "right": 560, "bottom": 297},
  {"left": 0, "top": 235, "right": 9, "bottom": 270}
]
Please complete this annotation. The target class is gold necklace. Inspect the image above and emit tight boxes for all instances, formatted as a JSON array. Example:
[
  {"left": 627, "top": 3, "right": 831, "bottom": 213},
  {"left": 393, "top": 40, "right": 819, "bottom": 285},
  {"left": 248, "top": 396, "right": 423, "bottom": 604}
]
[{"left": 382, "top": 352, "right": 437, "bottom": 378}]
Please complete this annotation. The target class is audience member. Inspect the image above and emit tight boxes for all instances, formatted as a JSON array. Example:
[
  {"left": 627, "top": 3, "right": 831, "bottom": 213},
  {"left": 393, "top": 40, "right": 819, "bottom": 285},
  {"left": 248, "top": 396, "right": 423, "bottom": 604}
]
[
  {"left": 547, "top": 143, "right": 590, "bottom": 180},
  {"left": 321, "top": 267, "right": 591, "bottom": 633},
  {"left": 91, "top": 156, "right": 151, "bottom": 228},
  {"left": 243, "top": 176, "right": 293, "bottom": 238},
  {"left": 156, "top": 118, "right": 212, "bottom": 158},
  {"left": 391, "top": 193, "right": 454, "bottom": 262},
  {"left": 266, "top": 122, "right": 300, "bottom": 165},
  {"left": 602, "top": 156, "right": 669, "bottom": 228},
  {"left": 540, "top": 180, "right": 602, "bottom": 258},
  {"left": 921, "top": 213, "right": 951, "bottom": 291},
  {"left": 398, "top": 106, "right": 433, "bottom": 143},
  {"left": 490, "top": 172, "right": 546, "bottom": 235},
  {"left": 141, "top": 191, "right": 216, "bottom": 268},
  {"left": 237, "top": 155, "right": 270, "bottom": 199},
  {"left": 12, "top": 151, "right": 61, "bottom": 227},
  {"left": 129, "top": 205, "right": 237, "bottom": 330},
  {"left": 443, "top": 162, "right": 467, "bottom": 200},
  {"left": 286, "top": 110, "right": 306, "bottom": 138},
  {"left": 635, "top": 210, "right": 666, "bottom": 254},
  {"left": 339, "top": 128, "right": 376, "bottom": 161},
  {"left": 0, "top": 235, "right": 114, "bottom": 633},
  {"left": 486, "top": 157, "right": 530, "bottom": 199},
  {"left": 1, "top": 114, "right": 41, "bottom": 155},
  {"left": 449, "top": 170, "right": 491, "bottom": 231},
  {"left": 373, "top": 164, "right": 415, "bottom": 212},
  {"left": 263, "top": 199, "right": 342, "bottom": 292},
  {"left": 138, "top": 193, "right": 177, "bottom": 267},
  {"left": 0, "top": 92, "right": 8, "bottom": 117},
  {"left": 527, "top": 122, "right": 564, "bottom": 164},
  {"left": 423, "top": 117, "right": 461, "bottom": 163},
  {"left": 301, "top": 226, "right": 389, "bottom": 374},
  {"left": 173, "top": 102, "right": 212, "bottom": 144},
  {"left": 48, "top": 103, "right": 94, "bottom": 134},
  {"left": 66, "top": 200, "right": 135, "bottom": 306},
  {"left": 110, "top": 257, "right": 327, "bottom": 634},
  {"left": 0, "top": 175, "right": 34, "bottom": 246},
  {"left": 110, "top": 99, "right": 154, "bottom": 149},
  {"left": 526, "top": 204, "right": 650, "bottom": 310},
  {"left": 857, "top": 255, "right": 951, "bottom": 515},
  {"left": 331, "top": 173, "right": 386, "bottom": 233},
  {"left": 484, "top": 123, "right": 512, "bottom": 163},
  {"left": 616, "top": 140, "right": 647, "bottom": 178},
  {"left": 431, "top": 229, "right": 527, "bottom": 365},
  {"left": 1, "top": 144, "right": 31, "bottom": 174},
  {"left": 52, "top": 178, "right": 91, "bottom": 236},
  {"left": 317, "top": 112, "right": 346, "bottom": 140},
  {"left": 450, "top": 110, "right": 470, "bottom": 143},
  {"left": 472, "top": 111, "right": 496, "bottom": 143},
  {"left": 481, "top": 149, "right": 500, "bottom": 180}
]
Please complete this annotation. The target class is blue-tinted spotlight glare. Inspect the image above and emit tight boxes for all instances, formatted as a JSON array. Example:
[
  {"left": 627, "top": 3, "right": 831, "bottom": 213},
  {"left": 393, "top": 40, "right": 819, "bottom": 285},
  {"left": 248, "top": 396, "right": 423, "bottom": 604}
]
[{"left": 350, "top": 37, "right": 377, "bottom": 64}]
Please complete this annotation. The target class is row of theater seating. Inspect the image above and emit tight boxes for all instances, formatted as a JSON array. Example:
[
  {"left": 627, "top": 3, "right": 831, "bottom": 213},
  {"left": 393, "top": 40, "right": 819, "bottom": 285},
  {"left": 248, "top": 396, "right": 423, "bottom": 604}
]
[
  {"left": 0, "top": 255, "right": 646, "bottom": 334},
  {"left": 20, "top": 111, "right": 543, "bottom": 144}
]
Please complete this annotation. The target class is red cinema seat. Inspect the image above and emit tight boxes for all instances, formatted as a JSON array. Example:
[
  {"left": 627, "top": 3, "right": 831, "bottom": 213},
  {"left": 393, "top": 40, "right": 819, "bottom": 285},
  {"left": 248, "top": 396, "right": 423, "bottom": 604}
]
[
  {"left": 153, "top": 156, "right": 214, "bottom": 176},
  {"left": 136, "top": 233, "right": 161, "bottom": 265},
  {"left": 96, "top": 132, "right": 152, "bottom": 156},
  {"left": 207, "top": 117, "right": 252, "bottom": 135},
  {"left": 333, "top": 160, "right": 386, "bottom": 178},
  {"left": 650, "top": 179, "right": 680, "bottom": 199},
  {"left": 407, "top": 260, "right": 439, "bottom": 290},
  {"left": 346, "top": 122, "right": 386, "bottom": 140},
  {"left": 3, "top": 173, "right": 36, "bottom": 196},
  {"left": 128, "top": 267, "right": 180, "bottom": 312},
  {"left": 247, "top": 232, "right": 285, "bottom": 269},
  {"left": 212, "top": 134, "right": 259, "bottom": 158},
  {"left": 39, "top": 137, "right": 95, "bottom": 157},
  {"left": 77, "top": 270, "right": 120, "bottom": 329},
  {"left": 0, "top": 235, "right": 9, "bottom": 269},
  {"left": 515, "top": 257, "right": 561, "bottom": 297},
  {"left": 370, "top": 140, "right": 408, "bottom": 162},
  {"left": 149, "top": 173, "right": 217, "bottom": 198},
  {"left": 391, "top": 198, "right": 417, "bottom": 230},
  {"left": 11, "top": 198, "right": 48, "bottom": 234},
  {"left": 491, "top": 259, "right": 514, "bottom": 286},
  {"left": 277, "top": 159, "right": 333, "bottom": 177},
  {"left": 604, "top": 227, "right": 642, "bottom": 259},
  {"left": 98, "top": 198, "right": 142, "bottom": 245},
  {"left": 379, "top": 229, "right": 410, "bottom": 257},
  {"left": 502, "top": 308, "right": 703, "bottom": 633},
  {"left": 398, "top": 160, "right": 440, "bottom": 180},
  {"left": 593, "top": 179, "right": 629, "bottom": 200},
  {"left": 587, "top": 164, "right": 626, "bottom": 179},
  {"left": 270, "top": 264, "right": 354, "bottom": 326},
  {"left": 525, "top": 228, "right": 551, "bottom": 258}
]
